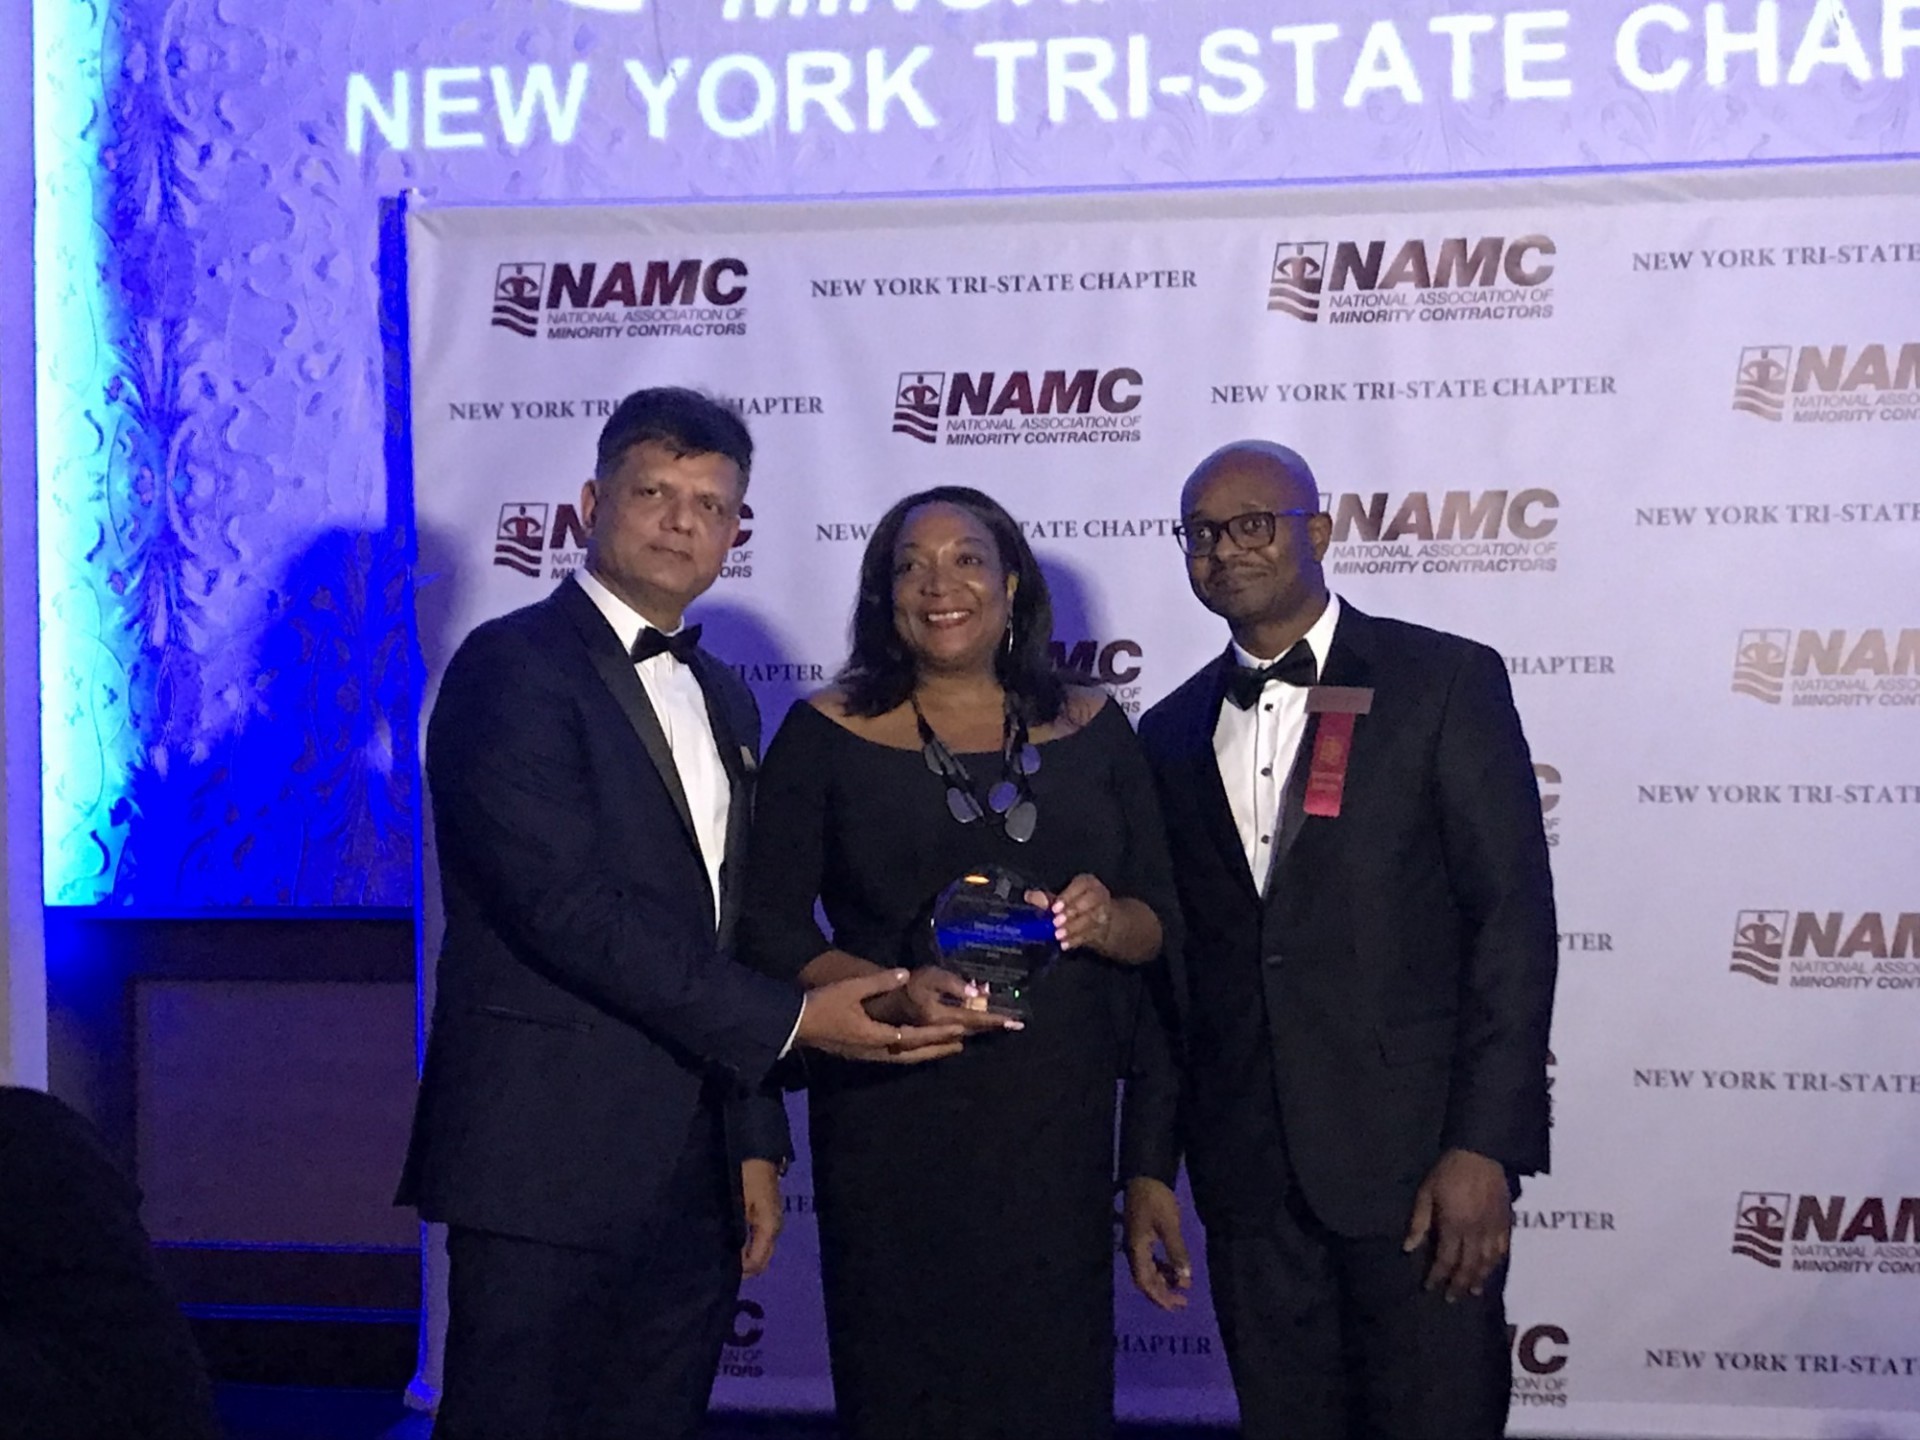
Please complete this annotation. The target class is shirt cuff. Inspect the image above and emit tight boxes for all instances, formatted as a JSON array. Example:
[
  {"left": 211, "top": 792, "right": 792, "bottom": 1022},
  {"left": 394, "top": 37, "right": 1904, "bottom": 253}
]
[{"left": 777, "top": 995, "right": 805, "bottom": 1060}]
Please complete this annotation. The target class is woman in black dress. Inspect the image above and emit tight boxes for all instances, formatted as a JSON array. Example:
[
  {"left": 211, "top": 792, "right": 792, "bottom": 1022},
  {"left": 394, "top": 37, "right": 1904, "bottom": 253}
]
[{"left": 740, "top": 486, "right": 1179, "bottom": 1439}]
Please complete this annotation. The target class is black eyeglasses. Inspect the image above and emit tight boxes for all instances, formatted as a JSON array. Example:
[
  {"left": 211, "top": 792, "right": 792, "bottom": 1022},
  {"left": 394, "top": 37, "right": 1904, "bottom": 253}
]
[{"left": 1171, "top": 508, "right": 1315, "bottom": 557}]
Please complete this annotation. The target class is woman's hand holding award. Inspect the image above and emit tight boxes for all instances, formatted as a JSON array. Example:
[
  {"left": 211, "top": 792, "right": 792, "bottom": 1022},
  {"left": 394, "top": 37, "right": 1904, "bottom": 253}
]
[{"left": 929, "top": 867, "right": 1060, "bottom": 1021}]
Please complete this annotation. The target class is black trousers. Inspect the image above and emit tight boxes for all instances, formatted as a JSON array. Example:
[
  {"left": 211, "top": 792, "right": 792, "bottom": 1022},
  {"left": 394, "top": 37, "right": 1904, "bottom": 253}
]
[
  {"left": 1207, "top": 1185, "right": 1510, "bottom": 1440},
  {"left": 434, "top": 1107, "right": 741, "bottom": 1440}
]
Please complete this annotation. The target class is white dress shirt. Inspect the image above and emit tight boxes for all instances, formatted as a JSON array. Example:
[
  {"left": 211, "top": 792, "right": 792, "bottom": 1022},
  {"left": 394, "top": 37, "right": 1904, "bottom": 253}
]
[
  {"left": 575, "top": 570, "right": 804, "bottom": 1060},
  {"left": 1213, "top": 594, "right": 1343, "bottom": 894},
  {"left": 574, "top": 568, "right": 731, "bottom": 927}
]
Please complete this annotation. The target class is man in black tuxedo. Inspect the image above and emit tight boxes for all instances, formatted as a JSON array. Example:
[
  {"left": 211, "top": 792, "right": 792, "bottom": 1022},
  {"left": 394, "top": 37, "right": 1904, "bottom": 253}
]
[
  {"left": 400, "top": 388, "right": 959, "bottom": 1440},
  {"left": 1121, "top": 441, "right": 1557, "bottom": 1440}
]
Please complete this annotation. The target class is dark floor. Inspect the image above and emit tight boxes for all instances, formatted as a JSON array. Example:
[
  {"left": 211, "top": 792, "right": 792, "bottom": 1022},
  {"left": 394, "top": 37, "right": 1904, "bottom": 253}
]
[{"left": 216, "top": 1387, "right": 1236, "bottom": 1439}]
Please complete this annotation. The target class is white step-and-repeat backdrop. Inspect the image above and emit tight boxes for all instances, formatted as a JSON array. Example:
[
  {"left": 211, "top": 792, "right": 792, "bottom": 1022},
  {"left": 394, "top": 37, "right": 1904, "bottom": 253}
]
[{"left": 407, "top": 163, "right": 1920, "bottom": 1437}]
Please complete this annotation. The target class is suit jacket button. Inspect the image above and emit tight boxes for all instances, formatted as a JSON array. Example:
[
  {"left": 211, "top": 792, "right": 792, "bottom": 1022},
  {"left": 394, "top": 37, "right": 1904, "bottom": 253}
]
[{"left": 1263, "top": 954, "right": 1283, "bottom": 968}]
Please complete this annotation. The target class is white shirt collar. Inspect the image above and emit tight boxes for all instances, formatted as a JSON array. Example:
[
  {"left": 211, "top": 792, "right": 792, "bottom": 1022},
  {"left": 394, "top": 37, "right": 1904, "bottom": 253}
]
[
  {"left": 1229, "top": 593, "right": 1343, "bottom": 678},
  {"left": 573, "top": 567, "right": 684, "bottom": 658}
]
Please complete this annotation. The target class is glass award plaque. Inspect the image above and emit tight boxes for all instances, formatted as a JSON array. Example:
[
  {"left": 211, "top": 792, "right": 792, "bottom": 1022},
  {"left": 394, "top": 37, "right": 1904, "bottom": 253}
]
[{"left": 928, "top": 867, "right": 1058, "bottom": 1020}]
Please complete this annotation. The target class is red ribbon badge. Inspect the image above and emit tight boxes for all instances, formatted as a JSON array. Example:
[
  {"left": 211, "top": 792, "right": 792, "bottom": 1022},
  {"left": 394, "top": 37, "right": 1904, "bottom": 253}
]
[
  {"left": 1303, "top": 686, "right": 1373, "bottom": 819},
  {"left": 1303, "top": 714, "right": 1354, "bottom": 818}
]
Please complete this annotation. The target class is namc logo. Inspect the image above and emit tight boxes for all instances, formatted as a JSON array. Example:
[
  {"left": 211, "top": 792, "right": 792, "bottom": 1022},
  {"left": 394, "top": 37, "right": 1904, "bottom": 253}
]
[
  {"left": 1730, "top": 910, "right": 1789, "bottom": 984},
  {"left": 1724, "top": 909, "right": 1920, "bottom": 992},
  {"left": 494, "top": 503, "right": 548, "bottom": 576},
  {"left": 892, "top": 371, "right": 944, "bottom": 445},
  {"left": 1048, "top": 638, "right": 1142, "bottom": 686},
  {"left": 727, "top": 1299, "right": 765, "bottom": 1350},
  {"left": 491, "top": 263, "right": 546, "bottom": 338},
  {"left": 1729, "top": 343, "right": 1920, "bottom": 424},
  {"left": 1733, "top": 1192, "right": 1790, "bottom": 1269},
  {"left": 1732, "top": 629, "right": 1790, "bottom": 703},
  {"left": 1731, "top": 1192, "right": 1920, "bottom": 1275},
  {"left": 1264, "top": 234, "right": 1555, "bottom": 326},
  {"left": 1732, "top": 346, "right": 1791, "bottom": 421},
  {"left": 1509, "top": 1322, "right": 1571, "bottom": 1410},
  {"left": 720, "top": 501, "right": 755, "bottom": 581},
  {"left": 1731, "top": 627, "right": 1920, "bottom": 708},
  {"left": 885, "top": 367, "right": 1144, "bottom": 448},
  {"left": 1050, "top": 637, "right": 1145, "bottom": 714},
  {"left": 720, "top": 1297, "right": 766, "bottom": 1379},
  {"left": 490, "top": 498, "right": 754, "bottom": 583},
  {"left": 1324, "top": 488, "right": 1559, "bottom": 578},
  {"left": 1268, "top": 242, "right": 1328, "bottom": 321},
  {"left": 488, "top": 258, "right": 750, "bottom": 340}
]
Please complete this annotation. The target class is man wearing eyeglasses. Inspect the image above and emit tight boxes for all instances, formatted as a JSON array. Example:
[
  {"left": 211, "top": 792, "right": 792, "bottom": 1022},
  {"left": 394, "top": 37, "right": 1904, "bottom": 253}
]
[{"left": 1119, "top": 440, "right": 1557, "bottom": 1440}]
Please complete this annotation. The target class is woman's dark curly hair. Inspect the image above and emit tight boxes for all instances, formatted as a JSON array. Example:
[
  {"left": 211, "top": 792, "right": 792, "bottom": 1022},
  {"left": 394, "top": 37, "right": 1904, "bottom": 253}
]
[{"left": 836, "top": 486, "right": 1067, "bottom": 723}]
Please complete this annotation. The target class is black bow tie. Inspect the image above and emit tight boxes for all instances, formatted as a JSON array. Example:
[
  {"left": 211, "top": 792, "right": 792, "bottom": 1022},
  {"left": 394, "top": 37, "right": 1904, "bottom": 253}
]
[
  {"left": 1225, "top": 640, "right": 1316, "bottom": 710},
  {"left": 631, "top": 624, "right": 702, "bottom": 665}
]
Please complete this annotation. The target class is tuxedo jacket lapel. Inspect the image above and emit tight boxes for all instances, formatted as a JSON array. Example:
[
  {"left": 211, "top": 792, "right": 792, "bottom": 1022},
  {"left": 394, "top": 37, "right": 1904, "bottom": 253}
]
[
  {"left": 1186, "top": 652, "right": 1261, "bottom": 902},
  {"left": 1265, "top": 608, "right": 1376, "bottom": 903},
  {"left": 553, "top": 580, "right": 700, "bottom": 851},
  {"left": 688, "top": 649, "right": 754, "bottom": 949}
]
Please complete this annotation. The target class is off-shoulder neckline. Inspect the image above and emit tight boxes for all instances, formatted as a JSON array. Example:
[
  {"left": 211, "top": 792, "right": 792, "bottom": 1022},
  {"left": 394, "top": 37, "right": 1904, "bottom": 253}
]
[{"left": 792, "top": 692, "right": 1118, "bottom": 757}]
